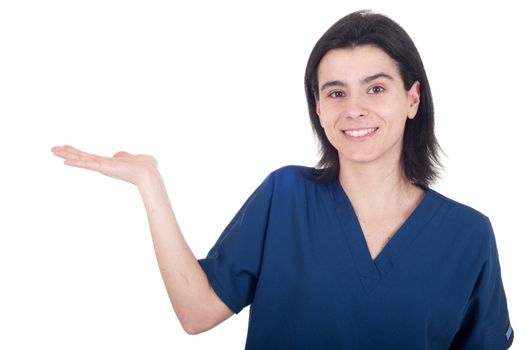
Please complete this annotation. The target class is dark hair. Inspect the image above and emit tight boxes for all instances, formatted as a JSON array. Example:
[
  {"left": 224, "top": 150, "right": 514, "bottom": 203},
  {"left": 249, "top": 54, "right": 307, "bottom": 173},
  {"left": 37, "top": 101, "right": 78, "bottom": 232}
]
[{"left": 305, "top": 9, "right": 444, "bottom": 187}]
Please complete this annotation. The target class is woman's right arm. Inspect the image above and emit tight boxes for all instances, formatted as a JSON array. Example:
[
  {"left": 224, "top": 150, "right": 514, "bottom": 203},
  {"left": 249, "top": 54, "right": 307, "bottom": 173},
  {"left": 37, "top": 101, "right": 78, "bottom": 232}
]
[
  {"left": 51, "top": 145, "right": 234, "bottom": 335},
  {"left": 137, "top": 169, "right": 234, "bottom": 334}
]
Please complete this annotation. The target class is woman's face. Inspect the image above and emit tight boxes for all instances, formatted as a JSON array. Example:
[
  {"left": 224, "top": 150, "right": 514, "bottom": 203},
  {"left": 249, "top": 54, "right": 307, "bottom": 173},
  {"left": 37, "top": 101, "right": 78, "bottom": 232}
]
[{"left": 315, "top": 45, "right": 420, "bottom": 167}]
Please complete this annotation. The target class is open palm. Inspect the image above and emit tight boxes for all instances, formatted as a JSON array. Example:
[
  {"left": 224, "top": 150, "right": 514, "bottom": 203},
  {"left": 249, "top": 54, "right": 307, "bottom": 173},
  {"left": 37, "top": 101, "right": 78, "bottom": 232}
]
[{"left": 51, "top": 145, "right": 158, "bottom": 186}]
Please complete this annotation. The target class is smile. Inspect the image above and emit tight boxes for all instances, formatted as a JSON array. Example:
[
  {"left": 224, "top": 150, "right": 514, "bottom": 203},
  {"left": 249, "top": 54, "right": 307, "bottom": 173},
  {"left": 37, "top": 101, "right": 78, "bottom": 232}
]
[{"left": 343, "top": 127, "right": 379, "bottom": 138}]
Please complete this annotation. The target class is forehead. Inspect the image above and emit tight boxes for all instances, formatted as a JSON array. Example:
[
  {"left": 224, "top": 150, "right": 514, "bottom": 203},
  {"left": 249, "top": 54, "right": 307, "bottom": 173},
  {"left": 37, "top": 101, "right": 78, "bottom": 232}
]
[{"left": 317, "top": 45, "right": 402, "bottom": 83}]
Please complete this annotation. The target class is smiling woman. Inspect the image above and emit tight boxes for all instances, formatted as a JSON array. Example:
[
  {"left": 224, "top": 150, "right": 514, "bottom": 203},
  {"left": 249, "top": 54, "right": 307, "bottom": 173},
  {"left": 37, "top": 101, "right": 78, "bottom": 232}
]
[
  {"left": 51, "top": 8, "right": 514, "bottom": 350},
  {"left": 315, "top": 46, "right": 420, "bottom": 167},
  {"left": 304, "top": 16, "right": 440, "bottom": 188},
  {"left": 197, "top": 10, "right": 514, "bottom": 349}
]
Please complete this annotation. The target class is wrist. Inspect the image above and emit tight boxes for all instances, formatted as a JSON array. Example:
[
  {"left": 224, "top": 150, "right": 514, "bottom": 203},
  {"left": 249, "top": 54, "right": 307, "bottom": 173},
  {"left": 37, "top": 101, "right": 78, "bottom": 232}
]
[{"left": 137, "top": 166, "right": 164, "bottom": 194}]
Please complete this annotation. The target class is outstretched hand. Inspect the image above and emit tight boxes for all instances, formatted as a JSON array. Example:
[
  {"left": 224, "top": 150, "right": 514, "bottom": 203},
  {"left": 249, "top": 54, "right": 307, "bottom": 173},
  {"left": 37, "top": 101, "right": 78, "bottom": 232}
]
[{"left": 51, "top": 145, "right": 159, "bottom": 186}]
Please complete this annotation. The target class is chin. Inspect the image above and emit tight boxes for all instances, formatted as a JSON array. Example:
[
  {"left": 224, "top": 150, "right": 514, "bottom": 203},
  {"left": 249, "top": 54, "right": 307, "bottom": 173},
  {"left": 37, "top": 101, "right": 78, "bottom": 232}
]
[{"left": 340, "top": 154, "right": 378, "bottom": 164}]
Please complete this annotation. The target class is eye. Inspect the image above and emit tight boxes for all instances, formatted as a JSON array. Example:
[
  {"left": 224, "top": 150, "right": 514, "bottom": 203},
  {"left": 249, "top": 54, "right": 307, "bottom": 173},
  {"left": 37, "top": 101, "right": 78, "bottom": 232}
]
[
  {"left": 328, "top": 91, "right": 345, "bottom": 98},
  {"left": 368, "top": 86, "right": 385, "bottom": 94}
]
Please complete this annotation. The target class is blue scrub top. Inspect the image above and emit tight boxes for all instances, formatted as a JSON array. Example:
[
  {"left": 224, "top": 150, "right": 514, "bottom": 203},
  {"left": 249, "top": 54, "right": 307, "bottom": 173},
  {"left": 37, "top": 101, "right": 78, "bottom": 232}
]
[{"left": 198, "top": 165, "right": 514, "bottom": 349}]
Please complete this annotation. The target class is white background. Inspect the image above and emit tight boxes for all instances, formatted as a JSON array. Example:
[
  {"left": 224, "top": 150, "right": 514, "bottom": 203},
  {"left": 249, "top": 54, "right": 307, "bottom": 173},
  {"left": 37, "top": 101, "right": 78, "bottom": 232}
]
[{"left": 1, "top": 0, "right": 525, "bottom": 348}]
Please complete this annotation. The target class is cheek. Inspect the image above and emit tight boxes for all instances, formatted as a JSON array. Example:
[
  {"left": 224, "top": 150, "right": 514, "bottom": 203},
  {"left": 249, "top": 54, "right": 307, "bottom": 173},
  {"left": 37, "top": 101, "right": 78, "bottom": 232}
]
[
  {"left": 318, "top": 113, "right": 337, "bottom": 132},
  {"left": 316, "top": 112, "right": 336, "bottom": 141},
  {"left": 317, "top": 103, "right": 339, "bottom": 128},
  {"left": 376, "top": 102, "right": 408, "bottom": 124}
]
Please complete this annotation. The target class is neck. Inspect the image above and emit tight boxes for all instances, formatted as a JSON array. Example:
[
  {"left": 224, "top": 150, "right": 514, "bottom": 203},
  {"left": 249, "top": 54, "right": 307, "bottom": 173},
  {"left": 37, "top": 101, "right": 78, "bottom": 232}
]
[{"left": 338, "top": 155, "right": 420, "bottom": 220}]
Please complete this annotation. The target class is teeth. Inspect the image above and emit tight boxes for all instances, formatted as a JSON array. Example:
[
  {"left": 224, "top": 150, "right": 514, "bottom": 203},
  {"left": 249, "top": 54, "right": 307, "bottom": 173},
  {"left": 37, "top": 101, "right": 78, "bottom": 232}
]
[{"left": 344, "top": 128, "right": 377, "bottom": 137}]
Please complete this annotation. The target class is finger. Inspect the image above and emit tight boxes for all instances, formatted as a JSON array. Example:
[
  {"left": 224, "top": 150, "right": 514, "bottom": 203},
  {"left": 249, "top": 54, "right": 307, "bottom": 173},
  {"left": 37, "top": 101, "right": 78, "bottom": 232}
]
[
  {"left": 62, "top": 145, "right": 99, "bottom": 159},
  {"left": 113, "top": 151, "right": 132, "bottom": 158},
  {"left": 64, "top": 155, "right": 103, "bottom": 172},
  {"left": 52, "top": 146, "right": 96, "bottom": 162},
  {"left": 51, "top": 146, "right": 77, "bottom": 160}
]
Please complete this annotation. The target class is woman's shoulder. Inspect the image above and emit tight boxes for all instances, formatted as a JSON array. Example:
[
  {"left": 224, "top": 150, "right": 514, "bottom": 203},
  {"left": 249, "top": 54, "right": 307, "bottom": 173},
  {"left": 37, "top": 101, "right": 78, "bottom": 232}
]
[
  {"left": 268, "top": 164, "right": 317, "bottom": 180},
  {"left": 429, "top": 188, "right": 493, "bottom": 240},
  {"left": 266, "top": 164, "right": 328, "bottom": 188},
  {"left": 260, "top": 165, "right": 316, "bottom": 195},
  {"left": 431, "top": 189, "right": 488, "bottom": 220}
]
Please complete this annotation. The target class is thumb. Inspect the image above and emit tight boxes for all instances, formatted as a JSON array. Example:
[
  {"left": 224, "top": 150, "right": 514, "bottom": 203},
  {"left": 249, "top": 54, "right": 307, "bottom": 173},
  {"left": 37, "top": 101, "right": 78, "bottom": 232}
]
[{"left": 113, "top": 151, "right": 132, "bottom": 158}]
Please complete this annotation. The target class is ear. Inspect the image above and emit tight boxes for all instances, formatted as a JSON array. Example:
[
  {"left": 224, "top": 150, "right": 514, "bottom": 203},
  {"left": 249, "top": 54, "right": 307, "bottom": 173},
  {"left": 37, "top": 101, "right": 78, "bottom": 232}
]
[
  {"left": 314, "top": 95, "right": 325, "bottom": 128},
  {"left": 315, "top": 94, "right": 321, "bottom": 117},
  {"left": 407, "top": 80, "right": 421, "bottom": 120}
]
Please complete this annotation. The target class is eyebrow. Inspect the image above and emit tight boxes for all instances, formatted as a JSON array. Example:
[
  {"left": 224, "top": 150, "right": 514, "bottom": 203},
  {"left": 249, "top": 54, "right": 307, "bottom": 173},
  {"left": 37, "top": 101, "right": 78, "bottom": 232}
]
[{"left": 320, "top": 72, "right": 395, "bottom": 91}]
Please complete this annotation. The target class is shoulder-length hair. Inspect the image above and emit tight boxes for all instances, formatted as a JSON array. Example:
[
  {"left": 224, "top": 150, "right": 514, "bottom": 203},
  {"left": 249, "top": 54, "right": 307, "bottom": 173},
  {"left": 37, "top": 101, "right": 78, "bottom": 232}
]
[{"left": 305, "top": 10, "right": 444, "bottom": 187}]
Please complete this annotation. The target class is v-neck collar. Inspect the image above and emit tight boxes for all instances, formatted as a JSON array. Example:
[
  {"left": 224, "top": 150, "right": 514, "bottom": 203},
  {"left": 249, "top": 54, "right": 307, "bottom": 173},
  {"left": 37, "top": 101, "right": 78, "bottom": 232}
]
[{"left": 328, "top": 178, "right": 442, "bottom": 295}]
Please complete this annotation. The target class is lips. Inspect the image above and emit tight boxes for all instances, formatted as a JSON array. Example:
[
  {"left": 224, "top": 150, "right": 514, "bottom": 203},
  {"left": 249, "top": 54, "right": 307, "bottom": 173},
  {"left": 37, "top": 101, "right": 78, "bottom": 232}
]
[
  {"left": 343, "top": 128, "right": 378, "bottom": 137},
  {"left": 342, "top": 127, "right": 379, "bottom": 138}
]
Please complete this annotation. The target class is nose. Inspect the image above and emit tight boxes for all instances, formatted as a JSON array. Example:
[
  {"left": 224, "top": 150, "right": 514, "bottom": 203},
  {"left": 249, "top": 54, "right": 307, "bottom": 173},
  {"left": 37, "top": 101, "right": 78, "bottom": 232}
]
[{"left": 343, "top": 95, "right": 368, "bottom": 119}]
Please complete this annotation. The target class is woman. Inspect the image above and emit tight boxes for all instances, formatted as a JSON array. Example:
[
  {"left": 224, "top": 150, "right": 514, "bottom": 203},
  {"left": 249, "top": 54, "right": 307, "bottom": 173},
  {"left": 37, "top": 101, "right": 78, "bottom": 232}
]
[{"left": 51, "top": 10, "right": 513, "bottom": 349}]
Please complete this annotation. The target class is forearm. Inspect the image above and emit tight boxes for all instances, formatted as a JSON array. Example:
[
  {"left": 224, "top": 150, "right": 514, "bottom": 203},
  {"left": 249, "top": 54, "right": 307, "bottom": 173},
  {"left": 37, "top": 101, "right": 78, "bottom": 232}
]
[{"left": 137, "top": 170, "right": 211, "bottom": 332}]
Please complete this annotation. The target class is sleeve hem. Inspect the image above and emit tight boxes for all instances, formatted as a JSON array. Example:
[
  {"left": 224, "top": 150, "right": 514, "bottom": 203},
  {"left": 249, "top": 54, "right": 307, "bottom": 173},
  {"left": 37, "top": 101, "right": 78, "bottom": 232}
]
[
  {"left": 198, "top": 259, "right": 244, "bottom": 314},
  {"left": 505, "top": 327, "right": 514, "bottom": 349}
]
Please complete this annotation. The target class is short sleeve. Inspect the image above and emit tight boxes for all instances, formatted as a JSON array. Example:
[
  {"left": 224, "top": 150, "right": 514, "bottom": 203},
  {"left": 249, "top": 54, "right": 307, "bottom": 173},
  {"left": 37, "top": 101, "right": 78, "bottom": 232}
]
[
  {"left": 198, "top": 173, "right": 274, "bottom": 314},
  {"left": 450, "top": 217, "right": 514, "bottom": 349}
]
